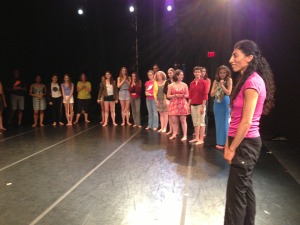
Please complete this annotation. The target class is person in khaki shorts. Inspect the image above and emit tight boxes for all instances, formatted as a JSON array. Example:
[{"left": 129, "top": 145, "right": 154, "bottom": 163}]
[
  {"left": 188, "top": 66, "right": 208, "bottom": 145},
  {"left": 7, "top": 69, "right": 27, "bottom": 127}
]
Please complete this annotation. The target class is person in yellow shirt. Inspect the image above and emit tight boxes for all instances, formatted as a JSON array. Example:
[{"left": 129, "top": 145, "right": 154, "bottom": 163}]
[{"left": 74, "top": 73, "right": 92, "bottom": 124}]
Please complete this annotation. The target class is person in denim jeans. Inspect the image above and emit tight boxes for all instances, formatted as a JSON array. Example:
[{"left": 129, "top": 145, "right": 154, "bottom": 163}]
[{"left": 145, "top": 70, "right": 158, "bottom": 130}]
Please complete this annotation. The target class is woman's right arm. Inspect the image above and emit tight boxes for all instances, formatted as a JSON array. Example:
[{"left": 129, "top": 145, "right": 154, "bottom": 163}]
[
  {"left": 29, "top": 84, "right": 35, "bottom": 97},
  {"left": 117, "top": 77, "right": 124, "bottom": 88},
  {"left": 97, "top": 83, "right": 103, "bottom": 101},
  {"left": 224, "top": 89, "right": 259, "bottom": 164}
]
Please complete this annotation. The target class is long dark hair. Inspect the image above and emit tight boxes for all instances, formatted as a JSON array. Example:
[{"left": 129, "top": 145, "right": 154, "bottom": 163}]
[
  {"left": 215, "top": 65, "right": 231, "bottom": 82},
  {"left": 230, "top": 40, "right": 275, "bottom": 115},
  {"left": 105, "top": 71, "right": 114, "bottom": 85},
  {"left": 131, "top": 72, "right": 141, "bottom": 85}
]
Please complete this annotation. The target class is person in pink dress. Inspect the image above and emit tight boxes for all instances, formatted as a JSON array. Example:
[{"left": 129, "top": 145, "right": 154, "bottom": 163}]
[
  {"left": 167, "top": 69, "right": 189, "bottom": 141},
  {"left": 164, "top": 68, "right": 175, "bottom": 136},
  {"left": 224, "top": 40, "right": 275, "bottom": 225}
]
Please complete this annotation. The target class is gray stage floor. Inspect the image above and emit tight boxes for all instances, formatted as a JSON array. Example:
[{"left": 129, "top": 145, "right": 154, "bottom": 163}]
[{"left": 0, "top": 123, "right": 299, "bottom": 225}]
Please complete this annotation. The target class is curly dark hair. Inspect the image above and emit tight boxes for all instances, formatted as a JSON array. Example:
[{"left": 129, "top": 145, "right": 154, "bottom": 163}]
[
  {"left": 230, "top": 40, "right": 275, "bottom": 115},
  {"left": 215, "top": 65, "right": 231, "bottom": 82}
]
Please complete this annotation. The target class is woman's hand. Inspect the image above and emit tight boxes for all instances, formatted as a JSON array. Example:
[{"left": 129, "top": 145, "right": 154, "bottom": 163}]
[
  {"left": 224, "top": 146, "right": 235, "bottom": 164},
  {"left": 64, "top": 96, "right": 70, "bottom": 103}
]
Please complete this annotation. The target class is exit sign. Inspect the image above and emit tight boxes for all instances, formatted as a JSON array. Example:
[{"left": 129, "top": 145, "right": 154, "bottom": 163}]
[{"left": 208, "top": 52, "right": 216, "bottom": 58}]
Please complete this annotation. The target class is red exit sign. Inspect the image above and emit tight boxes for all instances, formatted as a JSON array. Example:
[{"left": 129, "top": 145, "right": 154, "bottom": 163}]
[{"left": 207, "top": 52, "right": 216, "bottom": 58}]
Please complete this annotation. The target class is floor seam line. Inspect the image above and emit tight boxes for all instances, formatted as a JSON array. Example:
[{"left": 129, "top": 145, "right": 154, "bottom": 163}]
[
  {"left": 180, "top": 144, "right": 194, "bottom": 225},
  {"left": 28, "top": 128, "right": 143, "bottom": 225},
  {"left": 0, "top": 125, "right": 99, "bottom": 172}
]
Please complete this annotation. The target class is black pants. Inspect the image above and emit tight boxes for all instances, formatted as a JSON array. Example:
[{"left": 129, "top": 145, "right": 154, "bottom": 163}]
[
  {"left": 224, "top": 136, "right": 262, "bottom": 225},
  {"left": 51, "top": 97, "right": 62, "bottom": 123},
  {"left": 77, "top": 99, "right": 90, "bottom": 114}
]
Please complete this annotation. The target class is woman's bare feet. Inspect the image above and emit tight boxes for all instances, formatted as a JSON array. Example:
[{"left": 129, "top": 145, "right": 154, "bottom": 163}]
[
  {"left": 66, "top": 123, "right": 72, "bottom": 126},
  {"left": 73, "top": 121, "right": 78, "bottom": 124},
  {"left": 32, "top": 123, "right": 37, "bottom": 127},
  {"left": 189, "top": 139, "right": 198, "bottom": 143},
  {"left": 153, "top": 128, "right": 157, "bottom": 131},
  {"left": 102, "top": 123, "right": 107, "bottom": 127},
  {"left": 181, "top": 136, "right": 187, "bottom": 141},
  {"left": 195, "top": 141, "right": 204, "bottom": 145},
  {"left": 169, "top": 135, "right": 176, "bottom": 140},
  {"left": 113, "top": 123, "right": 118, "bottom": 126},
  {"left": 52, "top": 122, "right": 57, "bottom": 126},
  {"left": 40, "top": 123, "right": 44, "bottom": 127},
  {"left": 59, "top": 122, "right": 64, "bottom": 126},
  {"left": 85, "top": 120, "right": 90, "bottom": 123}
]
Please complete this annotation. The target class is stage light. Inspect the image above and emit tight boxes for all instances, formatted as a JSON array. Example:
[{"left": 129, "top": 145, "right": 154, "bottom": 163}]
[
  {"left": 129, "top": 6, "right": 135, "bottom": 13},
  {"left": 167, "top": 5, "right": 173, "bottom": 11},
  {"left": 78, "top": 9, "right": 84, "bottom": 15}
]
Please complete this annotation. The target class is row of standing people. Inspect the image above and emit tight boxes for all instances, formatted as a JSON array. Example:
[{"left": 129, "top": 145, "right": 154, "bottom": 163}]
[
  {"left": 142, "top": 65, "right": 232, "bottom": 146},
  {"left": 0, "top": 65, "right": 232, "bottom": 149},
  {"left": 0, "top": 71, "right": 92, "bottom": 128}
]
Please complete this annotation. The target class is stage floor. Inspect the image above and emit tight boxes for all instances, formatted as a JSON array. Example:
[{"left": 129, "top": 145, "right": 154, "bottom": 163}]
[{"left": 0, "top": 123, "right": 299, "bottom": 225}]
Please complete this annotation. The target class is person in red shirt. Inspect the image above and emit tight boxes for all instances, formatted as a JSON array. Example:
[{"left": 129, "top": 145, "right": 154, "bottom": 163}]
[{"left": 189, "top": 66, "right": 208, "bottom": 145}]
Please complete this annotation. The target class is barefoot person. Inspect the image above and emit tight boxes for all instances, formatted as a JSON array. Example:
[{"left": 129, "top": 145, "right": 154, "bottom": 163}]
[
  {"left": 61, "top": 74, "right": 74, "bottom": 126},
  {"left": 97, "top": 71, "right": 118, "bottom": 126},
  {"left": 189, "top": 66, "right": 208, "bottom": 145},
  {"left": 74, "top": 73, "right": 92, "bottom": 124},
  {"left": 0, "top": 81, "right": 7, "bottom": 131},
  {"left": 47, "top": 74, "right": 64, "bottom": 126},
  {"left": 29, "top": 75, "right": 46, "bottom": 127}
]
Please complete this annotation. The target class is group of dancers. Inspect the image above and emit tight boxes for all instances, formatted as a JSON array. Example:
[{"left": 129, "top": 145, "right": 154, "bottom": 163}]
[
  {"left": 0, "top": 39, "right": 276, "bottom": 225},
  {"left": 0, "top": 63, "right": 233, "bottom": 148}
]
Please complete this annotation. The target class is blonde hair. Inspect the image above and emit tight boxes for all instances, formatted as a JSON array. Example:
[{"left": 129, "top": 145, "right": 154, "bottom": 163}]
[{"left": 154, "top": 71, "right": 167, "bottom": 81}]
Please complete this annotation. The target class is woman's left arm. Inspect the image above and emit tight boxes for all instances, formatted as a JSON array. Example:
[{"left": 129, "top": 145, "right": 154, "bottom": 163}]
[
  {"left": 42, "top": 84, "right": 46, "bottom": 96},
  {"left": 224, "top": 88, "right": 259, "bottom": 163},
  {"left": 70, "top": 83, "right": 74, "bottom": 97},
  {"left": 86, "top": 82, "right": 92, "bottom": 92},
  {"left": 184, "top": 83, "right": 189, "bottom": 98}
]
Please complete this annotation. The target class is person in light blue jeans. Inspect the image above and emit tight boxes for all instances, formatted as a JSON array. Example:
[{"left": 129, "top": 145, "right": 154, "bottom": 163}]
[{"left": 145, "top": 70, "right": 158, "bottom": 130}]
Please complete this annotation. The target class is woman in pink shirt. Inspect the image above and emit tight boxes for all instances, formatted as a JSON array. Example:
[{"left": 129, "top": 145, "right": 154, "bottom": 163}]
[{"left": 224, "top": 40, "right": 275, "bottom": 225}]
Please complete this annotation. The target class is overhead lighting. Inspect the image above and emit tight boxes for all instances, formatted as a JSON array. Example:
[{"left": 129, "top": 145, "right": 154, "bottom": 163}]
[
  {"left": 78, "top": 9, "right": 84, "bottom": 15},
  {"left": 129, "top": 6, "right": 135, "bottom": 13}
]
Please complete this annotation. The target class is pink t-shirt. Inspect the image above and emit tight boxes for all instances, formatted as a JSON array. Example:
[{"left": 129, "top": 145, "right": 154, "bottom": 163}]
[
  {"left": 228, "top": 72, "right": 266, "bottom": 138},
  {"left": 145, "top": 80, "right": 154, "bottom": 100}
]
